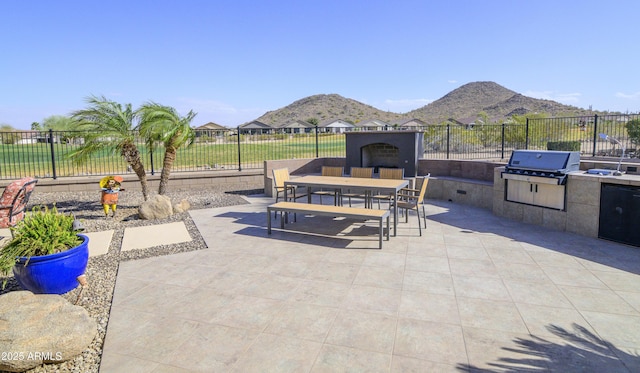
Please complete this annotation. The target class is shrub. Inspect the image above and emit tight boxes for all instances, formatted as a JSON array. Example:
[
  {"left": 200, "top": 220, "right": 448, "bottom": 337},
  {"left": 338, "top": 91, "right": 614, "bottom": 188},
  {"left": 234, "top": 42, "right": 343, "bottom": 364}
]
[{"left": 547, "top": 141, "right": 580, "bottom": 151}]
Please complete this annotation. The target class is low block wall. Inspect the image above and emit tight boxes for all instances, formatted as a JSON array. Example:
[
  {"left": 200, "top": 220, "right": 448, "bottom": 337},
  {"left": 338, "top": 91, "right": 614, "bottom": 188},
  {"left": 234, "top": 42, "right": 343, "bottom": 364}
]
[
  {"left": 1, "top": 169, "right": 264, "bottom": 194},
  {"left": 417, "top": 159, "right": 501, "bottom": 210},
  {"left": 263, "top": 158, "right": 503, "bottom": 210}
]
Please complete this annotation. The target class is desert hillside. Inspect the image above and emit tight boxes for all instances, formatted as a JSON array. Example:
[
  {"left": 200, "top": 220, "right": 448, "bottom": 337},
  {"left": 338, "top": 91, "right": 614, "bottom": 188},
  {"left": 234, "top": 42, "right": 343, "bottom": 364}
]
[{"left": 253, "top": 81, "right": 595, "bottom": 126}]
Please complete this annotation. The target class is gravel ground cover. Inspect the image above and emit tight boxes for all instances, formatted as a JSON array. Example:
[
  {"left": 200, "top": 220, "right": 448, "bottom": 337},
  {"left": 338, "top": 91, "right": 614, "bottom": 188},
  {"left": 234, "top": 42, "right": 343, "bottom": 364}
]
[{"left": 0, "top": 183, "right": 262, "bottom": 373}]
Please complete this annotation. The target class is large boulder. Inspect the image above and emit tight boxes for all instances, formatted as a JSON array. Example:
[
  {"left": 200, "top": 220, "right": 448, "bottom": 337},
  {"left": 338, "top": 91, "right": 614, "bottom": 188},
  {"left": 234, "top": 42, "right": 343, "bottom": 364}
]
[
  {"left": 138, "top": 194, "right": 173, "bottom": 220},
  {"left": 173, "top": 198, "right": 191, "bottom": 214},
  {"left": 0, "top": 291, "right": 97, "bottom": 372}
]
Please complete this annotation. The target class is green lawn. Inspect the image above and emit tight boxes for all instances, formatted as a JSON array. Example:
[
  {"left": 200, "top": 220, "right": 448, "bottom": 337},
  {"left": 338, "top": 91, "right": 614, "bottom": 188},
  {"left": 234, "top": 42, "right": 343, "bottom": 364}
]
[{"left": 0, "top": 134, "right": 347, "bottom": 178}]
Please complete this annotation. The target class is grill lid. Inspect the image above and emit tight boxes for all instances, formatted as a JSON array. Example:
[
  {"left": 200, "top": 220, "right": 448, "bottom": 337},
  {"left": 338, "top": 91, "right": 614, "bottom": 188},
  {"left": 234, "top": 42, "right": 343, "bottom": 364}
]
[{"left": 506, "top": 150, "right": 580, "bottom": 174}]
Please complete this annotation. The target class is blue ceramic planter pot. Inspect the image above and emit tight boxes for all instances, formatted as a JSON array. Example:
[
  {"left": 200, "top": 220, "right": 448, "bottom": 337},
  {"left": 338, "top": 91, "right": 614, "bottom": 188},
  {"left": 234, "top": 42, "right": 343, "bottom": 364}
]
[{"left": 12, "top": 234, "right": 89, "bottom": 294}]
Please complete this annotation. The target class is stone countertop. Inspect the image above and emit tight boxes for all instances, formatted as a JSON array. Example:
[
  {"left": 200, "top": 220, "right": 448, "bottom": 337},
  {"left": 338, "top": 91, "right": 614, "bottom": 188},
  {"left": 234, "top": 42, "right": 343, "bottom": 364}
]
[{"left": 569, "top": 170, "right": 640, "bottom": 184}]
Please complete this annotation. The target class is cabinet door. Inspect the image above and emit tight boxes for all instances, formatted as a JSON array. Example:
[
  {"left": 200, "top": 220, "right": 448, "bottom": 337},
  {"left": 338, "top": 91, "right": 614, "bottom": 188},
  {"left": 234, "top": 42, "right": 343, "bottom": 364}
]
[
  {"left": 506, "top": 180, "right": 534, "bottom": 204},
  {"left": 533, "top": 183, "right": 565, "bottom": 210},
  {"left": 599, "top": 183, "right": 640, "bottom": 246}
]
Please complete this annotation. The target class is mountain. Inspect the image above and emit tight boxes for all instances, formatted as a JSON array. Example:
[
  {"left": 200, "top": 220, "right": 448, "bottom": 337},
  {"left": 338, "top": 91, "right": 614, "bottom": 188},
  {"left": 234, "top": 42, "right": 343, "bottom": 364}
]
[
  {"left": 252, "top": 81, "right": 595, "bottom": 126},
  {"left": 255, "top": 94, "right": 404, "bottom": 126},
  {"left": 405, "top": 81, "right": 517, "bottom": 123},
  {"left": 407, "top": 81, "right": 592, "bottom": 123}
]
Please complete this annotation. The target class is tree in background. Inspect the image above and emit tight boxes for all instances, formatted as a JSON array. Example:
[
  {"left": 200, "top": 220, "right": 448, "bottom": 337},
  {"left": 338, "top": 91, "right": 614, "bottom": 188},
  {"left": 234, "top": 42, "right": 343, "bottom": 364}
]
[
  {"left": 306, "top": 117, "right": 319, "bottom": 126},
  {"left": 70, "top": 96, "right": 150, "bottom": 201},
  {"left": 625, "top": 119, "right": 640, "bottom": 148},
  {"left": 0, "top": 124, "right": 18, "bottom": 144},
  {"left": 40, "top": 115, "right": 83, "bottom": 143},
  {"left": 474, "top": 111, "right": 497, "bottom": 147},
  {"left": 41, "top": 115, "right": 77, "bottom": 131},
  {"left": 510, "top": 113, "right": 549, "bottom": 148},
  {"left": 139, "top": 103, "right": 197, "bottom": 195}
]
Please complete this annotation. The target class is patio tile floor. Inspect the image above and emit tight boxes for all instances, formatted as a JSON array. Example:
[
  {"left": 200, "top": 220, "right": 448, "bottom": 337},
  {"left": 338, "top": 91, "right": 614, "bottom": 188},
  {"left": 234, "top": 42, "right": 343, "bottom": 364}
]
[{"left": 100, "top": 195, "right": 640, "bottom": 372}]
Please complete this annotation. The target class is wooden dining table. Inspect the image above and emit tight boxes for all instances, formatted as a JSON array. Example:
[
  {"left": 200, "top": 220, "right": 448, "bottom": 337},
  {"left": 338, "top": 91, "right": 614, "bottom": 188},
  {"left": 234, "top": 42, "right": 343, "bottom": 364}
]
[{"left": 284, "top": 175, "right": 410, "bottom": 236}]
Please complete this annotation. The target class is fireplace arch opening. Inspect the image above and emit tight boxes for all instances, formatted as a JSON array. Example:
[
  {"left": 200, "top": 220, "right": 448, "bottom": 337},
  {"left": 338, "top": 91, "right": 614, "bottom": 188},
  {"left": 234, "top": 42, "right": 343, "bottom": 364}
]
[
  {"left": 345, "top": 131, "right": 424, "bottom": 177},
  {"left": 361, "top": 143, "right": 400, "bottom": 173}
]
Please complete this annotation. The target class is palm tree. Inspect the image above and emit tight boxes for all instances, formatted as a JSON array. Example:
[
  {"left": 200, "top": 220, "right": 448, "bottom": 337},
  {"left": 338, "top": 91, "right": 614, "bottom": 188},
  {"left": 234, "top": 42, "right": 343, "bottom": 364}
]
[
  {"left": 139, "top": 103, "right": 197, "bottom": 195},
  {"left": 70, "top": 96, "right": 150, "bottom": 201}
]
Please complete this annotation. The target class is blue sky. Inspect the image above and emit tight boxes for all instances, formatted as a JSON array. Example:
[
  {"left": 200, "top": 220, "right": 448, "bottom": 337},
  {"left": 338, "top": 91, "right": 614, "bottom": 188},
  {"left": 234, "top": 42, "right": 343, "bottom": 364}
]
[{"left": 1, "top": 0, "right": 639, "bottom": 129}]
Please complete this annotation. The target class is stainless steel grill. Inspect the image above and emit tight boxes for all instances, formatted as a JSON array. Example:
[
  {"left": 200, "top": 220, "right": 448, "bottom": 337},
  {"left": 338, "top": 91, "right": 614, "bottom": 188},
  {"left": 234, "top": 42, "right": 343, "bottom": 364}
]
[{"left": 503, "top": 150, "right": 581, "bottom": 185}]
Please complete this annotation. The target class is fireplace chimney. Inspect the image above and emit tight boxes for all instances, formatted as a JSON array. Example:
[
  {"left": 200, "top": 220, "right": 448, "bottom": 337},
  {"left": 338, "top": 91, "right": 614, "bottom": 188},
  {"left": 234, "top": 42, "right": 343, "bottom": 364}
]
[{"left": 345, "top": 131, "right": 424, "bottom": 177}]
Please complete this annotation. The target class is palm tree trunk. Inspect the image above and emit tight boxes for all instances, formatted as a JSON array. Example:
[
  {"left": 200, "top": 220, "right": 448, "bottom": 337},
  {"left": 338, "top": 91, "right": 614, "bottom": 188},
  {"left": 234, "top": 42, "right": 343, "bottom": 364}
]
[
  {"left": 121, "top": 143, "right": 149, "bottom": 201},
  {"left": 131, "top": 160, "right": 150, "bottom": 201},
  {"left": 158, "top": 147, "right": 176, "bottom": 195}
]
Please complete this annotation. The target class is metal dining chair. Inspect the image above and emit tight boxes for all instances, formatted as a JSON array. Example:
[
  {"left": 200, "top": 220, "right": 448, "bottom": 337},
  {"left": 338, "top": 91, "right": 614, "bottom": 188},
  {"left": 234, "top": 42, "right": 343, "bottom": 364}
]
[
  {"left": 342, "top": 167, "right": 374, "bottom": 207},
  {"left": 271, "top": 168, "right": 306, "bottom": 220},
  {"left": 311, "top": 166, "right": 344, "bottom": 205},
  {"left": 395, "top": 175, "right": 429, "bottom": 235},
  {"left": 371, "top": 168, "right": 405, "bottom": 209}
]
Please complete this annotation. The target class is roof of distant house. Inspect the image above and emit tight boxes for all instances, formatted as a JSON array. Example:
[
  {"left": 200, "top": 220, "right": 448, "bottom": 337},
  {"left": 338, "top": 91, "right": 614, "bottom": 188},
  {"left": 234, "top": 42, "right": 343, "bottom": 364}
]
[{"left": 195, "top": 122, "right": 228, "bottom": 130}]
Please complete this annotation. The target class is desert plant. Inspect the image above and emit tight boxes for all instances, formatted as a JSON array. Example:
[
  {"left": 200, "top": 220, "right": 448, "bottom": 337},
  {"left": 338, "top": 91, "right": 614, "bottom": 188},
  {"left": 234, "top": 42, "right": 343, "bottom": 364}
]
[
  {"left": 0, "top": 205, "right": 83, "bottom": 279},
  {"left": 547, "top": 141, "right": 581, "bottom": 151},
  {"left": 139, "top": 102, "right": 197, "bottom": 195},
  {"left": 70, "top": 96, "right": 150, "bottom": 201},
  {"left": 625, "top": 119, "right": 640, "bottom": 147}
]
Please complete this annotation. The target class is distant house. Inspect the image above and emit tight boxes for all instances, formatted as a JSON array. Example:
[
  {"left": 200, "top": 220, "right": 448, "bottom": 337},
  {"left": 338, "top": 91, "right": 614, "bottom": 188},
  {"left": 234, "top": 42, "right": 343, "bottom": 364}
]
[
  {"left": 15, "top": 131, "right": 38, "bottom": 145},
  {"left": 398, "top": 118, "right": 428, "bottom": 130},
  {"left": 238, "top": 120, "right": 273, "bottom": 134},
  {"left": 446, "top": 117, "right": 474, "bottom": 128},
  {"left": 318, "top": 119, "right": 355, "bottom": 133},
  {"left": 279, "top": 120, "right": 315, "bottom": 134},
  {"left": 194, "top": 122, "right": 232, "bottom": 138},
  {"left": 196, "top": 122, "right": 227, "bottom": 130},
  {"left": 356, "top": 119, "right": 390, "bottom": 131},
  {"left": 14, "top": 130, "right": 63, "bottom": 144},
  {"left": 451, "top": 116, "right": 502, "bottom": 129}
]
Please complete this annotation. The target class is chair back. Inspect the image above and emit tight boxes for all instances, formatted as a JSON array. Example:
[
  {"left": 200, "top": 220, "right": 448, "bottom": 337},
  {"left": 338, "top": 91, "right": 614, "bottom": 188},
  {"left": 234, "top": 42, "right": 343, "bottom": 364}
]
[
  {"left": 350, "top": 167, "right": 373, "bottom": 178},
  {"left": 321, "top": 166, "right": 344, "bottom": 177},
  {"left": 0, "top": 177, "right": 38, "bottom": 228},
  {"left": 272, "top": 168, "right": 291, "bottom": 189},
  {"left": 378, "top": 168, "right": 404, "bottom": 180},
  {"left": 414, "top": 176, "right": 429, "bottom": 204}
]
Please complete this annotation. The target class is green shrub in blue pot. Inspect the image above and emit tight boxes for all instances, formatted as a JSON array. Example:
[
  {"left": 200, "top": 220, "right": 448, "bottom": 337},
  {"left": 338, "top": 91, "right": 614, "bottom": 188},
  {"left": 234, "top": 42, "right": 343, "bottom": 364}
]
[{"left": 0, "top": 205, "right": 88, "bottom": 294}]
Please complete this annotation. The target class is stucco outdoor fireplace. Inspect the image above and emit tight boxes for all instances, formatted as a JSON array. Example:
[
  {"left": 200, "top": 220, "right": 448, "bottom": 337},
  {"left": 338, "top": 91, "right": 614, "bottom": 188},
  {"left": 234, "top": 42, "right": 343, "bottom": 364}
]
[{"left": 345, "top": 131, "right": 424, "bottom": 177}]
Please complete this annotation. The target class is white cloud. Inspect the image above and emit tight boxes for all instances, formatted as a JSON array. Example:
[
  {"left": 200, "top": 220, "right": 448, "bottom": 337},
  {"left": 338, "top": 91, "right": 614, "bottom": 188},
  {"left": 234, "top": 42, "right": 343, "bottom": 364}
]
[
  {"left": 525, "top": 90, "right": 581, "bottom": 105},
  {"left": 448, "top": 80, "right": 458, "bottom": 84},
  {"left": 383, "top": 98, "right": 433, "bottom": 112},
  {"left": 616, "top": 91, "right": 640, "bottom": 100}
]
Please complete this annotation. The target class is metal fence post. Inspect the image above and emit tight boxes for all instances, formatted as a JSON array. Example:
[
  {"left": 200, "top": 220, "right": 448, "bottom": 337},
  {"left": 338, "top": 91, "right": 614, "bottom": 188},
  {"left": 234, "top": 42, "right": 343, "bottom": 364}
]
[
  {"left": 315, "top": 125, "right": 319, "bottom": 158},
  {"left": 591, "top": 114, "right": 599, "bottom": 156},
  {"left": 501, "top": 123, "right": 505, "bottom": 159},
  {"left": 525, "top": 118, "right": 530, "bottom": 149},
  {"left": 446, "top": 124, "right": 450, "bottom": 159},
  {"left": 48, "top": 129, "right": 57, "bottom": 179},
  {"left": 150, "top": 149, "right": 155, "bottom": 175},
  {"left": 237, "top": 126, "right": 242, "bottom": 171}
]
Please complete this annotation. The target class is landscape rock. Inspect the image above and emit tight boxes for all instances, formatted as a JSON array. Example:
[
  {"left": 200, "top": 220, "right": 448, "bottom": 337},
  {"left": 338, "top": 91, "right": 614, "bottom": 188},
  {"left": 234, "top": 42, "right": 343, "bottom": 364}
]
[
  {"left": 138, "top": 194, "right": 173, "bottom": 220},
  {"left": 173, "top": 198, "right": 191, "bottom": 213},
  {"left": 0, "top": 291, "right": 97, "bottom": 372}
]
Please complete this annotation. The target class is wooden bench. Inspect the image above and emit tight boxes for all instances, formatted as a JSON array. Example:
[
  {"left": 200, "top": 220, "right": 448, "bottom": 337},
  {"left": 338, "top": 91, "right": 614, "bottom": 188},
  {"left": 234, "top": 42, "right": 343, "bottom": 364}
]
[{"left": 267, "top": 202, "right": 390, "bottom": 249}]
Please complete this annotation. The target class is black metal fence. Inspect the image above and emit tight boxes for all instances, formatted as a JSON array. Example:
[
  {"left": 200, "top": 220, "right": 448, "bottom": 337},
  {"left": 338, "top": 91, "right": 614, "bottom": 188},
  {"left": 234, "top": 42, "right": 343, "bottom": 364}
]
[{"left": 1, "top": 113, "right": 638, "bottom": 180}]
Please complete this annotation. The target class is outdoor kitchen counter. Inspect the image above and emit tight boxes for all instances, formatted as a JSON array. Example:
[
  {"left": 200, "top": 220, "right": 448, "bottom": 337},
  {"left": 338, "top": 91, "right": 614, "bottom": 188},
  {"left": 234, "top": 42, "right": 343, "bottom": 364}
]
[
  {"left": 494, "top": 166, "right": 640, "bottom": 241},
  {"left": 569, "top": 170, "right": 640, "bottom": 184}
]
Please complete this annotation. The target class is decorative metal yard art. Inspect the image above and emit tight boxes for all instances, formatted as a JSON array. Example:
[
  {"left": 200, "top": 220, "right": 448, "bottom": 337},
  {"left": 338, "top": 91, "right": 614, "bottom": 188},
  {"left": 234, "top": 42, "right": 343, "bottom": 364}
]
[{"left": 99, "top": 175, "right": 123, "bottom": 217}]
